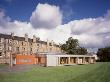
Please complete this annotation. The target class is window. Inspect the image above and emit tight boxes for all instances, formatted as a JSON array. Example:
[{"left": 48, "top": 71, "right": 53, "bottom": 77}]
[
  {"left": 0, "top": 38, "right": 1, "bottom": 42},
  {"left": 16, "top": 41, "right": 18, "bottom": 44},
  {"left": 22, "top": 41, "right": 26, "bottom": 46},
  {"left": 0, "top": 38, "right": 4, "bottom": 43},
  {"left": 50, "top": 48, "right": 52, "bottom": 51},
  {"left": 0, "top": 46, "right": 2, "bottom": 50},
  {"left": 9, "top": 39, "right": 12, "bottom": 44},
  {"left": 6, "top": 39, "right": 8, "bottom": 43},
  {"left": 37, "top": 49, "right": 39, "bottom": 52},
  {"left": 8, "top": 47, "right": 9, "bottom": 50},
  {"left": 8, "top": 46, "right": 11, "bottom": 51},
  {"left": 22, "top": 42, "right": 23, "bottom": 45},
  {"left": 24, "top": 48, "right": 25, "bottom": 51},
  {"left": 37, "top": 44, "right": 39, "bottom": 46},
  {"left": 7, "top": 39, "right": 12, "bottom": 44},
  {"left": 0, "top": 52, "right": 2, "bottom": 56},
  {"left": 49, "top": 43, "right": 52, "bottom": 46},
  {"left": 16, "top": 47, "right": 19, "bottom": 52},
  {"left": 30, "top": 48, "right": 32, "bottom": 51}
]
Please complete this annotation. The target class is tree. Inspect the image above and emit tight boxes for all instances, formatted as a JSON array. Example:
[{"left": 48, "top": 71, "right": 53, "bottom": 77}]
[
  {"left": 61, "top": 37, "right": 87, "bottom": 55},
  {"left": 78, "top": 47, "right": 88, "bottom": 55},
  {"left": 97, "top": 47, "right": 110, "bottom": 62}
]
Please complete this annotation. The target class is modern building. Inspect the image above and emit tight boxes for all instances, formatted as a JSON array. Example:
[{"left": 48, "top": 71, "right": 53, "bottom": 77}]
[
  {"left": 0, "top": 33, "right": 61, "bottom": 64},
  {"left": 14, "top": 53, "right": 96, "bottom": 66},
  {"left": 46, "top": 53, "right": 95, "bottom": 66}
]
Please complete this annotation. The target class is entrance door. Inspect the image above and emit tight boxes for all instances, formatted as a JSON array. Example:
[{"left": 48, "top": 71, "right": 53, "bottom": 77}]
[{"left": 38, "top": 57, "right": 41, "bottom": 64}]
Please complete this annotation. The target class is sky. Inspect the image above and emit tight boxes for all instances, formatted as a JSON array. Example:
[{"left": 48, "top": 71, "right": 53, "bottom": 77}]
[{"left": 0, "top": 0, "right": 110, "bottom": 52}]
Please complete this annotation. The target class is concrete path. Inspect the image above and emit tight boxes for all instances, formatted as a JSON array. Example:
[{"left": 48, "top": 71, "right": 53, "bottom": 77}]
[{"left": 0, "top": 64, "right": 40, "bottom": 73}]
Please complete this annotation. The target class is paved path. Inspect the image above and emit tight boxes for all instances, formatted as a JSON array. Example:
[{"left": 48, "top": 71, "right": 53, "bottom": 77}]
[{"left": 0, "top": 65, "right": 40, "bottom": 73}]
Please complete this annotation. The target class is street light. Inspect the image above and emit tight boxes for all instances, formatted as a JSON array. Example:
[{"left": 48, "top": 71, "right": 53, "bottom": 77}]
[{"left": 10, "top": 33, "right": 14, "bottom": 67}]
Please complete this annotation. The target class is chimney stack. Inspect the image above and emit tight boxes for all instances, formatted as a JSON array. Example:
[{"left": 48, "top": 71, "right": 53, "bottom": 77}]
[
  {"left": 25, "top": 33, "right": 28, "bottom": 41},
  {"left": 33, "top": 35, "right": 36, "bottom": 42},
  {"left": 11, "top": 32, "right": 14, "bottom": 37}
]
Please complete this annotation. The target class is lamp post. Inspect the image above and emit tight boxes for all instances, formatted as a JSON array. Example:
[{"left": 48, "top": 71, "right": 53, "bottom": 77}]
[
  {"left": 10, "top": 50, "right": 13, "bottom": 67},
  {"left": 10, "top": 33, "right": 14, "bottom": 67}
]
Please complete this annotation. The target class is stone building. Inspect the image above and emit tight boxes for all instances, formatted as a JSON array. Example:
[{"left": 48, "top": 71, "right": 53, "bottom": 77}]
[{"left": 0, "top": 33, "right": 61, "bottom": 64}]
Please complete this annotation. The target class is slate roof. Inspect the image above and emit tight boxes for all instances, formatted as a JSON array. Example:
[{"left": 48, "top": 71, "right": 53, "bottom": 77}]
[
  {"left": 0, "top": 33, "right": 59, "bottom": 47},
  {"left": 0, "top": 33, "right": 12, "bottom": 39},
  {"left": 14, "top": 36, "right": 25, "bottom": 41}
]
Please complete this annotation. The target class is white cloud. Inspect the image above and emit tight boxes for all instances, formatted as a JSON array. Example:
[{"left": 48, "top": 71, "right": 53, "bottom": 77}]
[
  {"left": 0, "top": 4, "right": 110, "bottom": 52},
  {"left": 0, "top": 9, "right": 69, "bottom": 44},
  {"left": 30, "top": 3, "right": 62, "bottom": 29},
  {"left": 69, "top": 11, "right": 110, "bottom": 48},
  {"left": 73, "top": 34, "right": 105, "bottom": 48},
  {"left": 104, "top": 10, "right": 110, "bottom": 20},
  {"left": 0, "top": 11, "right": 11, "bottom": 28},
  {"left": 42, "top": 24, "right": 71, "bottom": 43}
]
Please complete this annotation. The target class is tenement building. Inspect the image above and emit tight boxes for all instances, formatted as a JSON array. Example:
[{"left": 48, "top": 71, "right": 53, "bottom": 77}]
[{"left": 0, "top": 33, "right": 61, "bottom": 64}]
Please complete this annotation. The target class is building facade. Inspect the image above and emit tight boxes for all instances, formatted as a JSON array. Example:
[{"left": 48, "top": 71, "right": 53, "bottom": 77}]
[
  {"left": 46, "top": 54, "right": 96, "bottom": 66},
  {"left": 0, "top": 33, "right": 61, "bottom": 64},
  {"left": 15, "top": 53, "right": 96, "bottom": 66}
]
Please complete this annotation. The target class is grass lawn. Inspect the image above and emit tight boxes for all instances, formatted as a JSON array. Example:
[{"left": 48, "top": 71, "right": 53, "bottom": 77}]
[
  {"left": 0, "top": 64, "right": 8, "bottom": 68},
  {"left": 0, "top": 62, "right": 110, "bottom": 82}
]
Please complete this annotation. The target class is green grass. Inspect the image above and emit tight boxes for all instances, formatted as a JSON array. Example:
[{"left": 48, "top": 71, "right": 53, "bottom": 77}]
[
  {"left": 0, "top": 62, "right": 110, "bottom": 82},
  {"left": 0, "top": 64, "right": 8, "bottom": 68}
]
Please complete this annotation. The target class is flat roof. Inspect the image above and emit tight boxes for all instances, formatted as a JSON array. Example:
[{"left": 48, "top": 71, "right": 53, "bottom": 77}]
[
  {"left": 37, "top": 52, "right": 95, "bottom": 57},
  {"left": 47, "top": 54, "right": 95, "bottom": 57}
]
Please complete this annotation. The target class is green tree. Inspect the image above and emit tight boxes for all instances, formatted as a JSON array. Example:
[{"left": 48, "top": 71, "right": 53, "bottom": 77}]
[
  {"left": 61, "top": 37, "right": 87, "bottom": 55},
  {"left": 97, "top": 47, "right": 110, "bottom": 61},
  {"left": 78, "top": 47, "right": 88, "bottom": 55}
]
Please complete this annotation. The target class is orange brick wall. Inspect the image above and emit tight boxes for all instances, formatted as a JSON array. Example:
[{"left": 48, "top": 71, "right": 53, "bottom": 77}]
[{"left": 16, "top": 55, "right": 37, "bottom": 65}]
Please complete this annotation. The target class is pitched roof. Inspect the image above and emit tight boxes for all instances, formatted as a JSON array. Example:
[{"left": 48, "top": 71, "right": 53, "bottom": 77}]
[
  {"left": 14, "top": 36, "right": 25, "bottom": 41},
  {"left": 0, "top": 33, "right": 27, "bottom": 41},
  {"left": 0, "top": 33, "right": 59, "bottom": 47},
  {"left": 0, "top": 33, "right": 12, "bottom": 39}
]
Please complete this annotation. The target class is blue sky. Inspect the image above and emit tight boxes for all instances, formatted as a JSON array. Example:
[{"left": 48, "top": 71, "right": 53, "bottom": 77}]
[
  {"left": 0, "top": 0, "right": 110, "bottom": 52},
  {"left": 0, "top": 0, "right": 110, "bottom": 23}
]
